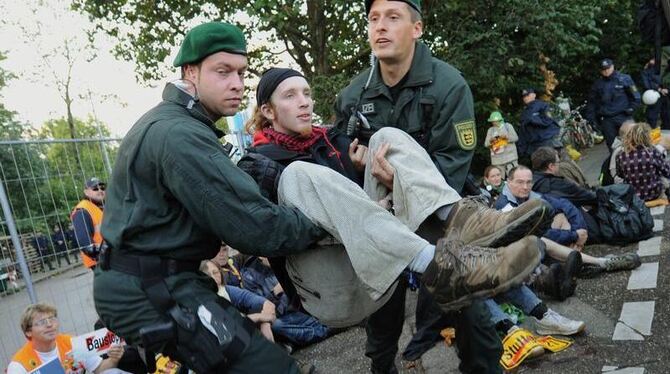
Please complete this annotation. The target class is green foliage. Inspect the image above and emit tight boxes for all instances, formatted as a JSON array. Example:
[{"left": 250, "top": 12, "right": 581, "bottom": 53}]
[
  {"left": 71, "top": 0, "right": 371, "bottom": 119},
  {"left": 74, "top": 0, "right": 652, "bottom": 171}
]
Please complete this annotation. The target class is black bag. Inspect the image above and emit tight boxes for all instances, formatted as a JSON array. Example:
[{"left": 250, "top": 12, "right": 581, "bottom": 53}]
[
  {"left": 599, "top": 154, "right": 614, "bottom": 187},
  {"left": 593, "top": 184, "right": 654, "bottom": 245}
]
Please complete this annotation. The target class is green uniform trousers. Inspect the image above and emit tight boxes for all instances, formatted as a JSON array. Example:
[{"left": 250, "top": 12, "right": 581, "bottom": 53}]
[{"left": 94, "top": 268, "right": 299, "bottom": 373}]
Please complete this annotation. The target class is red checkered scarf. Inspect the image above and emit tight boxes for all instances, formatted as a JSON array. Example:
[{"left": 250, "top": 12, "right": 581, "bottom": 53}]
[{"left": 256, "top": 126, "right": 337, "bottom": 156}]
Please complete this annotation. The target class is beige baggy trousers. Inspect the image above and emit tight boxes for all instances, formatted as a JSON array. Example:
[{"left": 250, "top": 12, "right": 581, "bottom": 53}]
[{"left": 277, "top": 128, "right": 461, "bottom": 327}]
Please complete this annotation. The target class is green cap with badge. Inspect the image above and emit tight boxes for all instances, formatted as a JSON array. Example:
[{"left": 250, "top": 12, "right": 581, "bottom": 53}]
[
  {"left": 365, "top": 0, "right": 421, "bottom": 15},
  {"left": 173, "top": 22, "right": 247, "bottom": 67}
]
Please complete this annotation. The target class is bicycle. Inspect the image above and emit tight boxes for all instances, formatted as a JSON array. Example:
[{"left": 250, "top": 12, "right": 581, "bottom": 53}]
[{"left": 554, "top": 102, "right": 600, "bottom": 150}]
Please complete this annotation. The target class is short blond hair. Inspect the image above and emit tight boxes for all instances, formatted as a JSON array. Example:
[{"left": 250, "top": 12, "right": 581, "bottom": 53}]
[{"left": 20, "top": 303, "right": 57, "bottom": 336}]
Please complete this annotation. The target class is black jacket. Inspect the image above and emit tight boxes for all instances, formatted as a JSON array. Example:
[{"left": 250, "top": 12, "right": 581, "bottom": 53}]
[
  {"left": 532, "top": 171, "right": 597, "bottom": 207},
  {"left": 238, "top": 128, "right": 362, "bottom": 202}
]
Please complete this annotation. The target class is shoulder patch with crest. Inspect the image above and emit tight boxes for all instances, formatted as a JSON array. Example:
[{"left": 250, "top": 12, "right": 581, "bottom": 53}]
[{"left": 454, "top": 120, "right": 477, "bottom": 150}]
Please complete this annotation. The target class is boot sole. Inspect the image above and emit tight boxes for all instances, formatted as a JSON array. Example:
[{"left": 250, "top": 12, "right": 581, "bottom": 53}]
[
  {"left": 437, "top": 239, "right": 542, "bottom": 312},
  {"left": 558, "top": 251, "right": 582, "bottom": 300},
  {"left": 470, "top": 203, "right": 551, "bottom": 248}
]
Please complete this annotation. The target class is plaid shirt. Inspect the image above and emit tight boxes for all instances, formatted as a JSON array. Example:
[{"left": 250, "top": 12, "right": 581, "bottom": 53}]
[{"left": 616, "top": 146, "right": 670, "bottom": 201}]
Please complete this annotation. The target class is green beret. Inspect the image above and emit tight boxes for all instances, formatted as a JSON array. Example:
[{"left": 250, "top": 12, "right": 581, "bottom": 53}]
[
  {"left": 365, "top": 0, "right": 421, "bottom": 15},
  {"left": 173, "top": 22, "right": 247, "bottom": 67}
]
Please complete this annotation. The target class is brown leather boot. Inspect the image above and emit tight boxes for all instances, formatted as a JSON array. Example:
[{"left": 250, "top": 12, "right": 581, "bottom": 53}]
[
  {"left": 442, "top": 197, "right": 552, "bottom": 248},
  {"left": 422, "top": 236, "right": 542, "bottom": 312}
]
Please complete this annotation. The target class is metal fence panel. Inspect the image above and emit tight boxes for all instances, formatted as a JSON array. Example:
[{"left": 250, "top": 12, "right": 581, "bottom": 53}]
[{"left": 0, "top": 138, "right": 119, "bottom": 369}]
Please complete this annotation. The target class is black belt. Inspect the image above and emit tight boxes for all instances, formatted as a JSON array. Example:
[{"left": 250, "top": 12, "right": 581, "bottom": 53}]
[{"left": 108, "top": 250, "right": 201, "bottom": 278}]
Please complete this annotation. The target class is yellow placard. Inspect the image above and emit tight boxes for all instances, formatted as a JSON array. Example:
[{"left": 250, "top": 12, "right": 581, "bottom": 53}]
[
  {"left": 154, "top": 354, "right": 182, "bottom": 374},
  {"left": 650, "top": 126, "right": 661, "bottom": 145},
  {"left": 491, "top": 137, "right": 509, "bottom": 153},
  {"left": 500, "top": 328, "right": 542, "bottom": 370},
  {"left": 535, "top": 335, "right": 573, "bottom": 353}
]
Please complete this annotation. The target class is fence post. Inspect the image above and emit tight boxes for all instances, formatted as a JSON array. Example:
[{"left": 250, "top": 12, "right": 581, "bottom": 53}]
[{"left": 0, "top": 178, "right": 37, "bottom": 303}]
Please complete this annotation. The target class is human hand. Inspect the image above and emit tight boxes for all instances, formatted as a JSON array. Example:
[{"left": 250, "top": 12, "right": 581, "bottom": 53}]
[
  {"left": 260, "top": 300, "right": 276, "bottom": 322},
  {"left": 259, "top": 322, "right": 275, "bottom": 342},
  {"left": 371, "top": 143, "right": 395, "bottom": 190},
  {"left": 107, "top": 345, "right": 124, "bottom": 361},
  {"left": 348, "top": 138, "right": 368, "bottom": 172},
  {"left": 576, "top": 229, "right": 588, "bottom": 247},
  {"left": 272, "top": 282, "right": 284, "bottom": 296}
]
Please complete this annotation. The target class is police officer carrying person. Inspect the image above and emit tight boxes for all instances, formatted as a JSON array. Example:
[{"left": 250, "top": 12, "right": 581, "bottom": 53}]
[
  {"left": 517, "top": 88, "right": 561, "bottom": 161},
  {"left": 334, "top": 1, "right": 507, "bottom": 372},
  {"left": 586, "top": 58, "right": 641, "bottom": 150},
  {"left": 640, "top": 57, "right": 668, "bottom": 128},
  {"left": 94, "top": 22, "right": 327, "bottom": 373}
]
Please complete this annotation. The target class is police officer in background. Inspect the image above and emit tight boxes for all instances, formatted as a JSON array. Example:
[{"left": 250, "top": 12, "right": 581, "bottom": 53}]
[
  {"left": 94, "top": 22, "right": 324, "bottom": 373},
  {"left": 518, "top": 88, "right": 561, "bottom": 161},
  {"left": 335, "top": 0, "right": 503, "bottom": 372},
  {"left": 640, "top": 57, "right": 667, "bottom": 128},
  {"left": 586, "top": 58, "right": 641, "bottom": 150}
]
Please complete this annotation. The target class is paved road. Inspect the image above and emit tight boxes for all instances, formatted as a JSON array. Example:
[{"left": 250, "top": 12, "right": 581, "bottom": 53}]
[
  {"left": 293, "top": 142, "right": 669, "bottom": 374},
  {"left": 0, "top": 141, "right": 666, "bottom": 374}
]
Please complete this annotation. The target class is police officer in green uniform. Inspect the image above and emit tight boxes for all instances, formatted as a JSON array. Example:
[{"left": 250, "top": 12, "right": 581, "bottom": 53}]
[
  {"left": 334, "top": 1, "right": 502, "bottom": 372},
  {"left": 94, "top": 22, "right": 324, "bottom": 373}
]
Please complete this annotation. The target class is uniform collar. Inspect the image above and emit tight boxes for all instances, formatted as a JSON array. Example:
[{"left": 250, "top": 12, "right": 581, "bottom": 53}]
[
  {"left": 365, "top": 41, "right": 434, "bottom": 98},
  {"left": 162, "top": 83, "right": 225, "bottom": 138}
]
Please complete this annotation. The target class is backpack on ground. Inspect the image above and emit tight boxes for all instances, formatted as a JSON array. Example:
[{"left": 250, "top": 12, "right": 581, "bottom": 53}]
[{"left": 592, "top": 184, "right": 654, "bottom": 245}]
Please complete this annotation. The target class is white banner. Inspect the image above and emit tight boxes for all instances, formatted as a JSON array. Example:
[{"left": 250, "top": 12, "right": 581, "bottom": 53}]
[{"left": 71, "top": 328, "right": 125, "bottom": 362}]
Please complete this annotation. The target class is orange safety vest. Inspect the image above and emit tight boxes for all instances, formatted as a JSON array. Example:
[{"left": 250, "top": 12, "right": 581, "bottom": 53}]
[
  {"left": 70, "top": 199, "right": 103, "bottom": 269},
  {"left": 11, "top": 334, "right": 75, "bottom": 372}
]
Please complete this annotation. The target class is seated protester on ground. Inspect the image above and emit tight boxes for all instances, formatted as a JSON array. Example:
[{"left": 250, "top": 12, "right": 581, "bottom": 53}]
[
  {"left": 240, "top": 256, "right": 330, "bottom": 347},
  {"left": 531, "top": 147, "right": 597, "bottom": 209},
  {"left": 497, "top": 165, "right": 641, "bottom": 274},
  {"left": 204, "top": 259, "right": 329, "bottom": 347},
  {"left": 606, "top": 120, "right": 637, "bottom": 185},
  {"left": 200, "top": 260, "right": 276, "bottom": 342},
  {"left": 480, "top": 165, "right": 506, "bottom": 205},
  {"left": 7, "top": 303, "right": 125, "bottom": 374},
  {"left": 485, "top": 285, "right": 585, "bottom": 342},
  {"left": 617, "top": 122, "right": 670, "bottom": 201},
  {"left": 213, "top": 242, "right": 245, "bottom": 287},
  {"left": 557, "top": 148, "right": 590, "bottom": 188}
]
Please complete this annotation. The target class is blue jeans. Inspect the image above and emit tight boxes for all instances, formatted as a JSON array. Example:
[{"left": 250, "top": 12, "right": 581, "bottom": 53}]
[
  {"left": 484, "top": 285, "right": 542, "bottom": 325},
  {"left": 272, "top": 311, "right": 329, "bottom": 346}
]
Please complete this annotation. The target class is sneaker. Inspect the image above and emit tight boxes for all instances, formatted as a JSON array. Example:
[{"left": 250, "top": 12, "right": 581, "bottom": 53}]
[
  {"left": 422, "top": 236, "right": 541, "bottom": 312},
  {"left": 534, "top": 309, "right": 585, "bottom": 336},
  {"left": 443, "top": 197, "right": 553, "bottom": 248},
  {"left": 604, "top": 253, "right": 642, "bottom": 272}
]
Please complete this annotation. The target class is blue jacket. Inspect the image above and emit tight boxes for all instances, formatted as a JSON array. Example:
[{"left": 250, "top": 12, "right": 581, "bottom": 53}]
[
  {"left": 586, "top": 71, "right": 641, "bottom": 123},
  {"left": 495, "top": 186, "right": 586, "bottom": 245},
  {"left": 518, "top": 100, "right": 560, "bottom": 157},
  {"left": 641, "top": 66, "right": 661, "bottom": 92}
]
